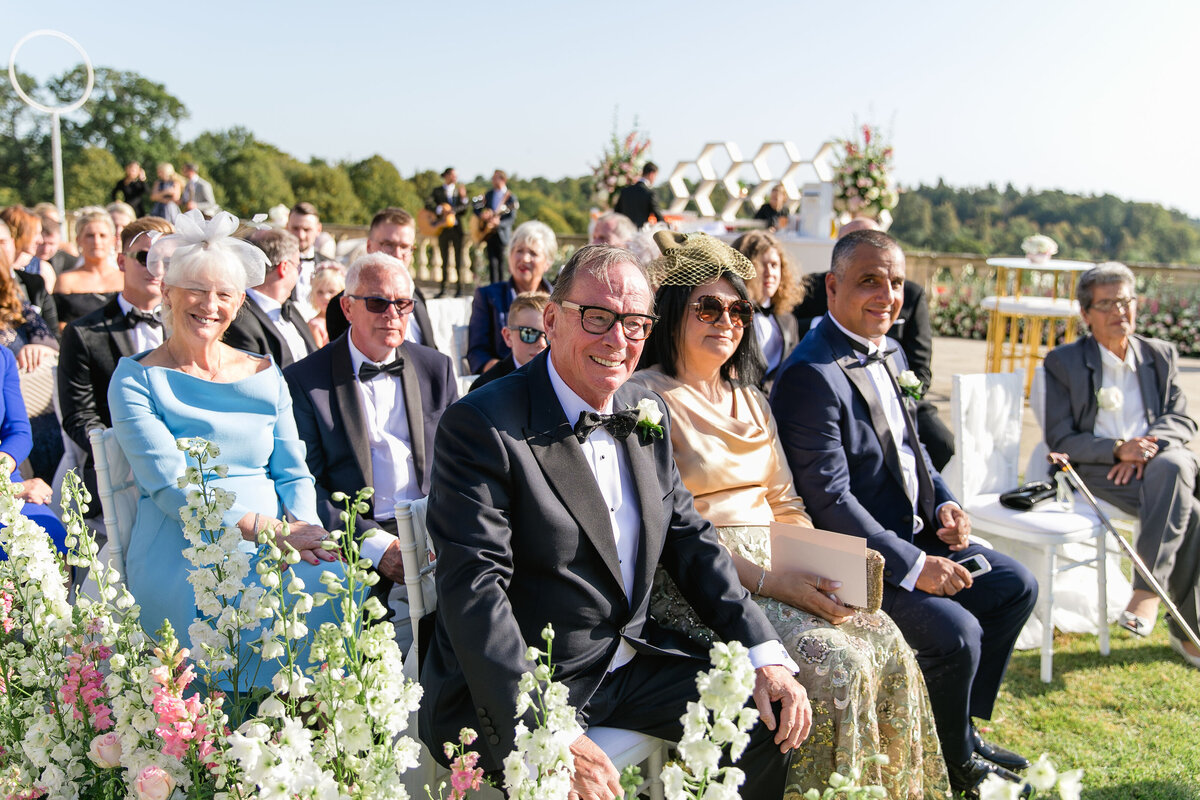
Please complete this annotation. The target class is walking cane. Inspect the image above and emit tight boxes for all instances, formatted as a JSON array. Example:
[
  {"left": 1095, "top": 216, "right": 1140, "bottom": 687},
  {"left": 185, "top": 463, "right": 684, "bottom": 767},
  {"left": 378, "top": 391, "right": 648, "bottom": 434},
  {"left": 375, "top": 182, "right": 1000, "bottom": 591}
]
[{"left": 1048, "top": 453, "right": 1200, "bottom": 652}]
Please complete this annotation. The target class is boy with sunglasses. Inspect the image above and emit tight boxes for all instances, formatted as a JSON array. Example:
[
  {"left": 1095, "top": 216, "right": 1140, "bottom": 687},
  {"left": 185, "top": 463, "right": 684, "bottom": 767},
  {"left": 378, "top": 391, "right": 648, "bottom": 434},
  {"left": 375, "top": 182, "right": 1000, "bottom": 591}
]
[{"left": 469, "top": 292, "right": 550, "bottom": 392}]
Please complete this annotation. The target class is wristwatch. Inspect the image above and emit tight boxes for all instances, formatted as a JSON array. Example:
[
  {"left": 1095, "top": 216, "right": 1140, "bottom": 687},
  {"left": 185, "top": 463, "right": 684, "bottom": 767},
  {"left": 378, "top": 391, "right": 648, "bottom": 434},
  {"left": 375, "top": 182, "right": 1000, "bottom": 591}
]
[{"left": 1112, "top": 438, "right": 1126, "bottom": 461}]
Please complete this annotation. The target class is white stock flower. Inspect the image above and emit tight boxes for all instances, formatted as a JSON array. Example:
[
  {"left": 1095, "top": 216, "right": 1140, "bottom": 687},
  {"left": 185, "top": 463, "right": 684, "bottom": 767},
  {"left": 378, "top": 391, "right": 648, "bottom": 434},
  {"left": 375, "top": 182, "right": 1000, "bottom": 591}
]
[
  {"left": 978, "top": 773, "right": 1023, "bottom": 800},
  {"left": 1057, "top": 768, "right": 1084, "bottom": 800}
]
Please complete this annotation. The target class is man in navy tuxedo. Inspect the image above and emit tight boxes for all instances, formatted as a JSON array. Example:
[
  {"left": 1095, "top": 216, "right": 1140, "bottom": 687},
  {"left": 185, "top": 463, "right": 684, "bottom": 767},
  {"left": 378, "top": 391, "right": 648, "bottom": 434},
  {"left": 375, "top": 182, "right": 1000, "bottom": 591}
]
[{"left": 771, "top": 230, "right": 1037, "bottom": 799}]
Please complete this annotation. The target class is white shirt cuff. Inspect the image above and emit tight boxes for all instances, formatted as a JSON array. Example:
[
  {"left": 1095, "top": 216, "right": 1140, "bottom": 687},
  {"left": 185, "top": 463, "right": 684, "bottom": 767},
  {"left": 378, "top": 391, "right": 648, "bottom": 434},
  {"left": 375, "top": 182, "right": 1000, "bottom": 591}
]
[
  {"left": 936, "top": 500, "right": 961, "bottom": 518},
  {"left": 358, "top": 527, "right": 398, "bottom": 568},
  {"left": 899, "top": 552, "right": 927, "bottom": 591},
  {"left": 748, "top": 640, "right": 800, "bottom": 674}
]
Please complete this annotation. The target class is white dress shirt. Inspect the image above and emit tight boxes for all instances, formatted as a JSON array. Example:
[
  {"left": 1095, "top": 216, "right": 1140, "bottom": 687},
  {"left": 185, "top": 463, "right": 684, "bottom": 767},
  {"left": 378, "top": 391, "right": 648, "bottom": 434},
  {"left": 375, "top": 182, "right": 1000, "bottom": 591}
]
[
  {"left": 116, "top": 294, "right": 163, "bottom": 353},
  {"left": 1093, "top": 343, "right": 1150, "bottom": 441},
  {"left": 246, "top": 288, "right": 311, "bottom": 363},
  {"left": 829, "top": 316, "right": 960, "bottom": 591},
  {"left": 347, "top": 337, "right": 420, "bottom": 566},
  {"left": 547, "top": 357, "right": 795, "bottom": 673},
  {"left": 753, "top": 303, "right": 783, "bottom": 373}
]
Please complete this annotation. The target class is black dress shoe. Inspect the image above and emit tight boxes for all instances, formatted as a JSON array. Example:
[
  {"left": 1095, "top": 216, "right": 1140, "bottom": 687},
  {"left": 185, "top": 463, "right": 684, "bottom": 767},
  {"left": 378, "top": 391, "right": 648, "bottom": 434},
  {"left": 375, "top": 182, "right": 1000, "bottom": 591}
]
[
  {"left": 971, "top": 727, "right": 1030, "bottom": 771},
  {"left": 947, "top": 754, "right": 1029, "bottom": 799}
]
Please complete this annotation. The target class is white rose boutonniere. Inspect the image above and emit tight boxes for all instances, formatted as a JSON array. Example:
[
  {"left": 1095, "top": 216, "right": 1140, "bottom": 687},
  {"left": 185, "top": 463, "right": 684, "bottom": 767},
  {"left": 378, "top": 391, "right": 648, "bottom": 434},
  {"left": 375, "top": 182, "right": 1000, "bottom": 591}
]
[
  {"left": 897, "top": 370, "right": 923, "bottom": 401},
  {"left": 1097, "top": 386, "right": 1123, "bottom": 412},
  {"left": 632, "top": 398, "right": 664, "bottom": 441}
]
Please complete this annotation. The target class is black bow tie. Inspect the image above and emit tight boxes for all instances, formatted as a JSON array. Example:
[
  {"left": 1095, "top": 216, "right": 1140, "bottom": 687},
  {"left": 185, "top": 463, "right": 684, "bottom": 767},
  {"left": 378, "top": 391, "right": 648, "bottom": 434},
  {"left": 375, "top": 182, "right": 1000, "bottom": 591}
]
[
  {"left": 281, "top": 299, "right": 303, "bottom": 324},
  {"left": 126, "top": 307, "right": 161, "bottom": 328},
  {"left": 845, "top": 336, "right": 895, "bottom": 365},
  {"left": 574, "top": 409, "right": 638, "bottom": 442},
  {"left": 358, "top": 358, "right": 404, "bottom": 382}
]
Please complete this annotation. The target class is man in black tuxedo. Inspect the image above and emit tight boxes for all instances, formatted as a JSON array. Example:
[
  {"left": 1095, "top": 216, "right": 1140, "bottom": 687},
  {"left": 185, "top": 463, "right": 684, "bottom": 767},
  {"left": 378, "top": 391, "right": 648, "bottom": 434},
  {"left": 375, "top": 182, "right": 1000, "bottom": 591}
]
[
  {"left": 284, "top": 252, "right": 457, "bottom": 616},
  {"left": 772, "top": 230, "right": 1037, "bottom": 798},
  {"left": 613, "top": 162, "right": 666, "bottom": 229},
  {"left": 58, "top": 216, "right": 173, "bottom": 508},
  {"left": 224, "top": 228, "right": 317, "bottom": 367},
  {"left": 473, "top": 169, "right": 518, "bottom": 284},
  {"left": 420, "top": 244, "right": 810, "bottom": 799},
  {"left": 324, "top": 208, "right": 439, "bottom": 351},
  {"left": 792, "top": 219, "right": 955, "bottom": 470},
  {"left": 427, "top": 167, "right": 470, "bottom": 298},
  {"left": 287, "top": 201, "right": 326, "bottom": 309}
]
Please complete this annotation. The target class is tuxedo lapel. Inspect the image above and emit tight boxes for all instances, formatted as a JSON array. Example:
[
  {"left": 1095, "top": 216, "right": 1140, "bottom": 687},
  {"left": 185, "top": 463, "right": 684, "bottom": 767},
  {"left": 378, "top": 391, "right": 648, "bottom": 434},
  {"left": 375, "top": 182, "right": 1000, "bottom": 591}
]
[
  {"left": 836, "top": 352, "right": 906, "bottom": 493},
  {"left": 100, "top": 299, "right": 136, "bottom": 359},
  {"left": 331, "top": 338, "right": 374, "bottom": 495},
  {"left": 523, "top": 358, "right": 626, "bottom": 596},
  {"left": 1081, "top": 336, "right": 1103, "bottom": 431},
  {"left": 614, "top": 385, "right": 665, "bottom": 613},
  {"left": 396, "top": 344, "right": 427, "bottom": 492},
  {"left": 245, "top": 298, "right": 288, "bottom": 364}
]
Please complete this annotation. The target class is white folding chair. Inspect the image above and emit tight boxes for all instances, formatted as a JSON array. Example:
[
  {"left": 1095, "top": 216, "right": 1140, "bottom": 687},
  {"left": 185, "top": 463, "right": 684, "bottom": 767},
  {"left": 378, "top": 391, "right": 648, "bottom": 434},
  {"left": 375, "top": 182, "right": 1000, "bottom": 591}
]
[
  {"left": 949, "top": 370, "right": 1113, "bottom": 682},
  {"left": 394, "top": 500, "right": 666, "bottom": 799},
  {"left": 88, "top": 427, "right": 138, "bottom": 582}
]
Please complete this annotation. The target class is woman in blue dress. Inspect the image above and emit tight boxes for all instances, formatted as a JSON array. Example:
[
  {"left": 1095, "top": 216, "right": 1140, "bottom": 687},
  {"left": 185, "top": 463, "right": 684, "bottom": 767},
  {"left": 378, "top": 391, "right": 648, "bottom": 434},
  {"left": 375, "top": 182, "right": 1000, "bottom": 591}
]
[
  {"left": 0, "top": 343, "right": 69, "bottom": 558},
  {"left": 108, "top": 210, "right": 347, "bottom": 689}
]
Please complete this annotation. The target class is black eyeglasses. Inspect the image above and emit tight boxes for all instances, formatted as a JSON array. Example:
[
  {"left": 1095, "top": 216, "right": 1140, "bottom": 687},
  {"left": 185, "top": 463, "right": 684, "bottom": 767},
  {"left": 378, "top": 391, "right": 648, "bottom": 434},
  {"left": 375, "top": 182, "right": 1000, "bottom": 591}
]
[
  {"left": 348, "top": 294, "right": 415, "bottom": 315},
  {"left": 691, "top": 295, "right": 754, "bottom": 328},
  {"left": 558, "top": 300, "right": 658, "bottom": 341},
  {"left": 133, "top": 251, "right": 150, "bottom": 266},
  {"left": 1089, "top": 297, "right": 1135, "bottom": 314},
  {"left": 510, "top": 325, "right": 547, "bottom": 344}
]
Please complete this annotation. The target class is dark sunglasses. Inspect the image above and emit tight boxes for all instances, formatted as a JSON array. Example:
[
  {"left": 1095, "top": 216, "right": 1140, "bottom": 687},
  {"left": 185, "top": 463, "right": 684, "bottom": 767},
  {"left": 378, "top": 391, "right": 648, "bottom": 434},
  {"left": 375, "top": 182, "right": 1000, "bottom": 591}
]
[
  {"left": 133, "top": 251, "right": 150, "bottom": 266},
  {"left": 691, "top": 295, "right": 754, "bottom": 328},
  {"left": 510, "top": 325, "right": 547, "bottom": 344},
  {"left": 348, "top": 294, "right": 415, "bottom": 315}
]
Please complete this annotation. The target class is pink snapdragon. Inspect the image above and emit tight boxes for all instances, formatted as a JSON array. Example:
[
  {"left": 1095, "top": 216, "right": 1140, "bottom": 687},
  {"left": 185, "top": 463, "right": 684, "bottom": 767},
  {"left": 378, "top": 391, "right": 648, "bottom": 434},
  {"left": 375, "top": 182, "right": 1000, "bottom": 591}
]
[
  {"left": 58, "top": 643, "right": 113, "bottom": 730},
  {"left": 150, "top": 653, "right": 217, "bottom": 764}
]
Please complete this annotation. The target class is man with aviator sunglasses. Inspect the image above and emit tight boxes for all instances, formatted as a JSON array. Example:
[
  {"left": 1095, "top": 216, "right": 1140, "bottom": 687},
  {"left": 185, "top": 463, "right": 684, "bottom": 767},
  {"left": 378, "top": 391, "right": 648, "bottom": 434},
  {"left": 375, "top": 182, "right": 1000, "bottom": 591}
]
[
  {"left": 285, "top": 252, "right": 457, "bottom": 643},
  {"left": 59, "top": 216, "right": 174, "bottom": 512}
]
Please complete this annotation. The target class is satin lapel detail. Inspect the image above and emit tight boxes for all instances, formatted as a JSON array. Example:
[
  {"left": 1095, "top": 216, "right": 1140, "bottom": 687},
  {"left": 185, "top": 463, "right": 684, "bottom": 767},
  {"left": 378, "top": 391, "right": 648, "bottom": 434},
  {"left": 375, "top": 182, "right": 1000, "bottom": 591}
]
[
  {"left": 331, "top": 338, "right": 374, "bottom": 496},
  {"left": 614, "top": 385, "right": 664, "bottom": 613},
  {"left": 396, "top": 344, "right": 427, "bottom": 493},
  {"left": 524, "top": 358, "right": 626, "bottom": 596},
  {"left": 1132, "top": 338, "right": 1159, "bottom": 424},
  {"left": 245, "top": 299, "right": 288, "bottom": 363},
  {"left": 836, "top": 353, "right": 907, "bottom": 493},
  {"left": 102, "top": 300, "right": 136, "bottom": 359}
]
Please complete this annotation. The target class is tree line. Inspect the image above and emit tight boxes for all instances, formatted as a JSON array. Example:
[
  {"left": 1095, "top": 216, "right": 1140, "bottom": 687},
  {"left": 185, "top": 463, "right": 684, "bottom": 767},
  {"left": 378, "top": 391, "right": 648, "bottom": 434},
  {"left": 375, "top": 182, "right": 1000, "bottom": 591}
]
[{"left": 3, "top": 65, "right": 1199, "bottom": 266}]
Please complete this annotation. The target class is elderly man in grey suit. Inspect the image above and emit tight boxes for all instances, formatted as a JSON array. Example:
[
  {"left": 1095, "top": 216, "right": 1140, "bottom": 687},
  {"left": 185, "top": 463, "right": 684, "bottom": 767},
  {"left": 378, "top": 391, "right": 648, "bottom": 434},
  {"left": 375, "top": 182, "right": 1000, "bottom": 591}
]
[{"left": 1043, "top": 261, "right": 1200, "bottom": 667}]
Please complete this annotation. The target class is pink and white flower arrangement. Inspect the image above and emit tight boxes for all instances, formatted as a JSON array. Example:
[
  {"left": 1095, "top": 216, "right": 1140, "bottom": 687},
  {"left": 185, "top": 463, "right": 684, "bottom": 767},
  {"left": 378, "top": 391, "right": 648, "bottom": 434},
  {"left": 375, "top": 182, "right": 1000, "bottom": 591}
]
[
  {"left": 590, "top": 115, "right": 652, "bottom": 209},
  {"left": 832, "top": 124, "right": 899, "bottom": 221}
]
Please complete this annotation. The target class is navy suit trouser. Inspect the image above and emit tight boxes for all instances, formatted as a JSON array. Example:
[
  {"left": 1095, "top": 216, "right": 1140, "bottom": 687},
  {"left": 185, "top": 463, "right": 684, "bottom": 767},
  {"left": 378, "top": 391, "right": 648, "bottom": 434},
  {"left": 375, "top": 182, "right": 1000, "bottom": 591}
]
[{"left": 882, "top": 542, "right": 1037, "bottom": 766}]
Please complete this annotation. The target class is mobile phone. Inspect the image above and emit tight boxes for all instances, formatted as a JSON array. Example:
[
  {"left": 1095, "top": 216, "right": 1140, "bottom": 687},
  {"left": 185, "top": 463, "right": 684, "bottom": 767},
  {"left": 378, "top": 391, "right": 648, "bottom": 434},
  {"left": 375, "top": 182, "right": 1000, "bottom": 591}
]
[{"left": 957, "top": 554, "right": 992, "bottom": 578}]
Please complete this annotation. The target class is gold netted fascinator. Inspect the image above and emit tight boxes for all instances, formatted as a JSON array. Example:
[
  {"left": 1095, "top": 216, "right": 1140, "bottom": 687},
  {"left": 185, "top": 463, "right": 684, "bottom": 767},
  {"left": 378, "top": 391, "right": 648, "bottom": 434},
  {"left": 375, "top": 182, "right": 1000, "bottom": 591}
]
[{"left": 648, "top": 230, "right": 756, "bottom": 288}]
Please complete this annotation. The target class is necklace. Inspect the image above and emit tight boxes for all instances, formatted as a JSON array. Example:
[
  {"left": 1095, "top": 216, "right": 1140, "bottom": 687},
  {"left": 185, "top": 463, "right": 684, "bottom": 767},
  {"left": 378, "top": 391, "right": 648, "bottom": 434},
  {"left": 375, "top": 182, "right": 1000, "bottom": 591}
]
[{"left": 167, "top": 340, "right": 224, "bottom": 381}]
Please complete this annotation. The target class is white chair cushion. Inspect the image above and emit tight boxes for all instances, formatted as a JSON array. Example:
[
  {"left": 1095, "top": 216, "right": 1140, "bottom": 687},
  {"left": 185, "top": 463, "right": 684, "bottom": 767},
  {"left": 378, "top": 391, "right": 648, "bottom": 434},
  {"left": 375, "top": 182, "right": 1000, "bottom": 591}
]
[{"left": 965, "top": 493, "right": 1104, "bottom": 543}]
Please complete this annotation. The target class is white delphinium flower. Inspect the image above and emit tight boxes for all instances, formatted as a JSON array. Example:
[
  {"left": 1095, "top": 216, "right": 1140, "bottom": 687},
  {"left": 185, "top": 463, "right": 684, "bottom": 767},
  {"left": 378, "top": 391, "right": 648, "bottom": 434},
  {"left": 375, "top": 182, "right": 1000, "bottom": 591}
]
[{"left": 1026, "top": 752, "right": 1058, "bottom": 792}]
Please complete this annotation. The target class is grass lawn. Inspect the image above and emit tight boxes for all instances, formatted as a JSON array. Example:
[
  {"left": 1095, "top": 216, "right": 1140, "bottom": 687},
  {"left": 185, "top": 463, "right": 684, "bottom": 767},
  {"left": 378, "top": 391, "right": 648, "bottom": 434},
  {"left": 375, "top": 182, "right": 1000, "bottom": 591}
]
[{"left": 980, "top": 622, "right": 1200, "bottom": 799}]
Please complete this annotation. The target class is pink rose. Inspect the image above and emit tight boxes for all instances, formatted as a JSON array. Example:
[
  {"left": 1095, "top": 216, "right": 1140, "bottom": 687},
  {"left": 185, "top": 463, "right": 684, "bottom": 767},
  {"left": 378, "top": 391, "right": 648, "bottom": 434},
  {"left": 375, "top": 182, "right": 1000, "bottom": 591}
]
[
  {"left": 87, "top": 732, "right": 122, "bottom": 768},
  {"left": 134, "top": 766, "right": 175, "bottom": 800}
]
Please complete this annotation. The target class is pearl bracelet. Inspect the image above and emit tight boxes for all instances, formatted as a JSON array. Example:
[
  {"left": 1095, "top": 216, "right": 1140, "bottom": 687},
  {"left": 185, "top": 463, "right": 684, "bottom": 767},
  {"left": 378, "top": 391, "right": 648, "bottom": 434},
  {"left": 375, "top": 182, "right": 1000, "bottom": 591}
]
[{"left": 755, "top": 567, "right": 767, "bottom": 595}]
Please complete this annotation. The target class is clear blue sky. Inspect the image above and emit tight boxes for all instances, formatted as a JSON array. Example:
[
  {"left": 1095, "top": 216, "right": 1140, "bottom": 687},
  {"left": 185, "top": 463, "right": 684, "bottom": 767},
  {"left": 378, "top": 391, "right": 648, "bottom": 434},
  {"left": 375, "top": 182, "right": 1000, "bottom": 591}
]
[{"left": 6, "top": 0, "right": 1198, "bottom": 217}]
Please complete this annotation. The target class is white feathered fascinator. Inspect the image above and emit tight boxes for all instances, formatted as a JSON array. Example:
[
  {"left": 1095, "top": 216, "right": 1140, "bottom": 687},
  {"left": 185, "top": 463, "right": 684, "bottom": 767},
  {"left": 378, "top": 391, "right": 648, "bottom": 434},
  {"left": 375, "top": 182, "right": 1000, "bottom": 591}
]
[{"left": 146, "top": 209, "right": 268, "bottom": 290}]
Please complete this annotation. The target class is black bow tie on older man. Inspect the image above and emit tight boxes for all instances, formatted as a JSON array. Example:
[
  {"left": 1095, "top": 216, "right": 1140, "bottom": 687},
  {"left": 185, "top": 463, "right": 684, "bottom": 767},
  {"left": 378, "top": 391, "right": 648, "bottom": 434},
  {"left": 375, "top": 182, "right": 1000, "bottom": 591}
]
[
  {"left": 125, "top": 307, "right": 161, "bottom": 328},
  {"left": 846, "top": 336, "right": 896, "bottom": 366},
  {"left": 358, "top": 358, "right": 405, "bottom": 382},
  {"left": 574, "top": 409, "right": 639, "bottom": 442}
]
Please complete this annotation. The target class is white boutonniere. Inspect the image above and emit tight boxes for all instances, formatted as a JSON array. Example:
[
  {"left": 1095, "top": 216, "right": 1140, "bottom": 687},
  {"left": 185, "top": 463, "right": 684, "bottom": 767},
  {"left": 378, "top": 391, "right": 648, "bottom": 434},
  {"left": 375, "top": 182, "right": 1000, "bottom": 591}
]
[
  {"left": 1097, "top": 386, "right": 1123, "bottom": 412},
  {"left": 897, "top": 370, "right": 924, "bottom": 401},
  {"left": 631, "top": 398, "right": 664, "bottom": 441}
]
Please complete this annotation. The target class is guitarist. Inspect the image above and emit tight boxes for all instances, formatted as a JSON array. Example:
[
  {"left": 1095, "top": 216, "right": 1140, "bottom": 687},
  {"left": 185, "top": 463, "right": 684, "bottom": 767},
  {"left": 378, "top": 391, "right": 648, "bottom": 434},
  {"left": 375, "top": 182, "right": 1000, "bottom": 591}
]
[
  {"left": 473, "top": 169, "right": 518, "bottom": 284},
  {"left": 426, "top": 167, "right": 471, "bottom": 297}
]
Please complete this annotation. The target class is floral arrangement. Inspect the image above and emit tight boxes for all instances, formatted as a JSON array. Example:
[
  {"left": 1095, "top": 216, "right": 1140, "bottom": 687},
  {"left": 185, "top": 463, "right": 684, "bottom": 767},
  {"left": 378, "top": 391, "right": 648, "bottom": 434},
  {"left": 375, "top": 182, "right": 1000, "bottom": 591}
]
[
  {"left": 590, "top": 116, "right": 651, "bottom": 209},
  {"left": 1021, "top": 235, "right": 1059, "bottom": 258},
  {"left": 0, "top": 440, "right": 423, "bottom": 800},
  {"left": 832, "top": 124, "right": 899, "bottom": 221},
  {"left": 661, "top": 642, "right": 759, "bottom": 800}
]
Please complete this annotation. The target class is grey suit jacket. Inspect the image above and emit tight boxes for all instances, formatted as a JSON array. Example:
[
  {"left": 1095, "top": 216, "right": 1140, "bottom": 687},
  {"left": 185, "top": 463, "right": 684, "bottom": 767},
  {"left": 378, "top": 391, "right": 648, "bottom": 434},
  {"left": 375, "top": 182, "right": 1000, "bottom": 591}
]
[
  {"left": 1043, "top": 333, "right": 1197, "bottom": 465},
  {"left": 181, "top": 177, "right": 217, "bottom": 215},
  {"left": 419, "top": 351, "right": 778, "bottom": 770}
]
